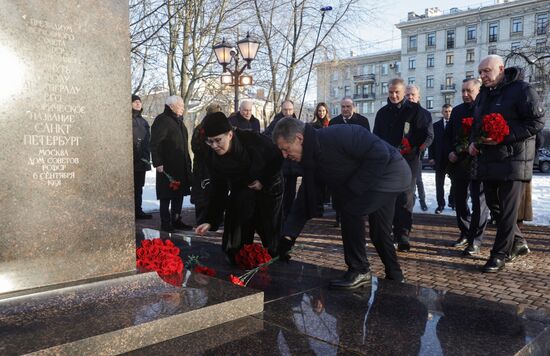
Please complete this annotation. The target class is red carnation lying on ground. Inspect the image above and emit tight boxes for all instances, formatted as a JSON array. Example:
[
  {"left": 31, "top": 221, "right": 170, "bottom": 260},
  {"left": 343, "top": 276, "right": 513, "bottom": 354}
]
[
  {"left": 235, "top": 243, "right": 272, "bottom": 270},
  {"left": 194, "top": 265, "right": 216, "bottom": 277},
  {"left": 136, "top": 238, "right": 184, "bottom": 286},
  {"left": 481, "top": 112, "right": 509, "bottom": 144},
  {"left": 399, "top": 137, "right": 412, "bottom": 155}
]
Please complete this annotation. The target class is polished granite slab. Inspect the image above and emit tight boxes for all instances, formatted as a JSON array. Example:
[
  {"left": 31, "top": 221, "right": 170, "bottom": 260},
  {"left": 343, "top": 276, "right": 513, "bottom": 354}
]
[
  {"left": 134, "top": 230, "right": 550, "bottom": 355},
  {"left": 0, "top": 272, "right": 263, "bottom": 355}
]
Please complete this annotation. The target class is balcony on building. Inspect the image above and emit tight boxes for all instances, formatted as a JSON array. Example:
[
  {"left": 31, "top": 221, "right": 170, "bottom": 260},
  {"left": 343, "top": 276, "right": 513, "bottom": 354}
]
[
  {"left": 353, "top": 92, "right": 376, "bottom": 100},
  {"left": 353, "top": 73, "right": 376, "bottom": 83},
  {"left": 440, "top": 84, "right": 456, "bottom": 93}
]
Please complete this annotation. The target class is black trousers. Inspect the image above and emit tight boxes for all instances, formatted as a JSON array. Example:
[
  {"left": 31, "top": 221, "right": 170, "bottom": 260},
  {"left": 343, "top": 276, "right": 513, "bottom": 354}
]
[
  {"left": 222, "top": 178, "right": 283, "bottom": 256},
  {"left": 134, "top": 170, "right": 146, "bottom": 213},
  {"left": 340, "top": 191, "right": 403, "bottom": 280},
  {"left": 484, "top": 180, "right": 524, "bottom": 259},
  {"left": 435, "top": 169, "right": 454, "bottom": 208},
  {"left": 393, "top": 157, "right": 418, "bottom": 238},
  {"left": 415, "top": 162, "right": 426, "bottom": 203},
  {"left": 451, "top": 179, "right": 489, "bottom": 245},
  {"left": 160, "top": 194, "right": 184, "bottom": 225},
  {"left": 283, "top": 175, "right": 298, "bottom": 219}
]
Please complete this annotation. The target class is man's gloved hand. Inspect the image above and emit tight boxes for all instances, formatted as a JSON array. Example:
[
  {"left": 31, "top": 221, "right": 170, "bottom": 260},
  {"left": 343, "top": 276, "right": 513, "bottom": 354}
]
[{"left": 277, "top": 236, "right": 295, "bottom": 261}]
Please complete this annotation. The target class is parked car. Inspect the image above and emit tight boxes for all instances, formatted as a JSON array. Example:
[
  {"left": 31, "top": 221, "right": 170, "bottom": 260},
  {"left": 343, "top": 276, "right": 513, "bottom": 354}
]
[{"left": 534, "top": 148, "right": 550, "bottom": 173}]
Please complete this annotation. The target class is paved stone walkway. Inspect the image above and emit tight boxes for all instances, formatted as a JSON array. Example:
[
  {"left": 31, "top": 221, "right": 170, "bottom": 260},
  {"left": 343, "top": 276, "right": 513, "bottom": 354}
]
[{"left": 141, "top": 208, "right": 550, "bottom": 312}]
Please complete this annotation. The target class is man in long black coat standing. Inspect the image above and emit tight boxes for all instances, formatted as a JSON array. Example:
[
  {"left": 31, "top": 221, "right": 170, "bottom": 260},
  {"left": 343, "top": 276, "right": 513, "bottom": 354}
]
[
  {"left": 329, "top": 97, "right": 370, "bottom": 131},
  {"left": 429, "top": 104, "right": 453, "bottom": 214},
  {"left": 445, "top": 78, "right": 489, "bottom": 254},
  {"left": 228, "top": 100, "right": 261, "bottom": 132},
  {"left": 150, "top": 95, "right": 193, "bottom": 232},
  {"left": 469, "top": 55, "right": 545, "bottom": 272},
  {"left": 273, "top": 118, "right": 411, "bottom": 289},
  {"left": 132, "top": 94, "right": 152, "bottom": 219},
  {"left": 374, "top": 78, "right": 429, "bottom": 252}
]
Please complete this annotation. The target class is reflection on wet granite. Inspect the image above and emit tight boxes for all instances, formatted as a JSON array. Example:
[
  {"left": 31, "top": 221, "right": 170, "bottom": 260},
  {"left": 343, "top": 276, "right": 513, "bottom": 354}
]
[
  {"left": 125, "top": 315, "right": 351, "bottom": 356},
  {"left": 262, "top": 279, "right": 550, "bottom": 355},
  {"left": 0, "top": 273, "right": 263, "bottom": 355}
]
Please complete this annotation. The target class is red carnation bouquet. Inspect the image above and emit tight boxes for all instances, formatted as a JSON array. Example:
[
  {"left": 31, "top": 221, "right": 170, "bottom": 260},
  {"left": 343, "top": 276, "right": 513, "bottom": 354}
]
[
  {"left": 136, "top": 238, "right": 184, "bottom": 286},
  {"left": 235, "top": 243, "right": 272, "bottom": 270},
  {"left": 399, "top": 137, "right": 412, "bottom": 155},
  {"left": 456, "top": 117, "right": 474, "bottom": 153},
  {"left": 480, "top": 112, "right": 509, "bottom": 144}
]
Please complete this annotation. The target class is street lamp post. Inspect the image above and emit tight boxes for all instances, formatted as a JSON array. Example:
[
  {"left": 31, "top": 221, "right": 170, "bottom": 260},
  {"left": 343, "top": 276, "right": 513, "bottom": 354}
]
[{"left": 213, "top": 33, "right": 260, "bottom": 113}]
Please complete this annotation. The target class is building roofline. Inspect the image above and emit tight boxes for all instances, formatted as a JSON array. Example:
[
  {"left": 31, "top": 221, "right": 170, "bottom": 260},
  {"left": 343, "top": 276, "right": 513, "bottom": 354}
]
[{"left": 316, "top": 49, "right": 401, "bottom": 67}]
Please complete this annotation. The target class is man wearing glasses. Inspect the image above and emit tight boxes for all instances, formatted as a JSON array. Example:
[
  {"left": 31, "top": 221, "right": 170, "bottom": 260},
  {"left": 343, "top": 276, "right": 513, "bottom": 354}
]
[{"left": 195, "top": 112, "right": 284, "bottom": 263}]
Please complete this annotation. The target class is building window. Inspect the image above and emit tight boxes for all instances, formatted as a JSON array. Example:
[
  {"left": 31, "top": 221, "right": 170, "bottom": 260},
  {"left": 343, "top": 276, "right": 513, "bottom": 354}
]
[
  {"left": 381, "top": 82, "right": 388, "bottom": 94},
  {"left": 466, "top": 49, "right": 475, "bottom": 62},
  {"left": 344, "top": 86, "right": 351, "bottom": 97},
  {"left": 331, "top": 87, "right": 338, "bottom": 97},
  {"left": 446, "top": 30, "right": 455, "bottom": 49},
  {"left": 408, "top": 77, "right": 415, "bottom": 84},
  {"left": 446, "top": 52, "right": 454, "bottom": 65},
  {"left": 344, "top": 68, "right": 350, "bottom": 80},
  {"left": 466, "top": 25, "right": 476, "bottom": 41},
  {"left": 381, "top": 63, "right": 389, "bottom": 75},
  {"left": 408, "top": 57, "right": 416, "bottom": 70},
  {"left": 536, "top": 39, "right": 547, "bottom": 54},
  {"left": 427, "top": 54, "right": 435, "bottom": 68},
  {"left": 488, "top": 45, "right": 497, "bottom": 55},
  {"left": 395, "top": 62, "right": 401, "bottom": 73},
  {"left": 511, "top": 17, "right": 523, "bottom": 34},
  {"left": 536, "top": 13, "right": 548, "bottom": 36},
  {"left": 489, "top": 22, "right": 499, "bottom": 42},
  {"left": 331, "top": 71, "right": 338, "bottom": 81},
  {"left": 426, "top": 32, "right": 436, "bottom": 47},
  {"left": 409, "top": 35, "right": 417, "bottom": 50},
  {"left": 445, "top": 74, "right": 453, "bottom": 87},
  {"left": 426, "top": 96, "right": 434, "bottom": 110},
  {"left": 511, "top": 41, "right": 521, "bottom": 52},
  {"left": 444, "top": 95, "right": 453, "bottom": 105},
  {"left": 465, "top": 71, "right": 475, "bottom": 79},
  {"left": 426, "top": 75, "right": 434, "bottom": 88},
  {"left": 366, "top": 102, "right": 373, "bottom": 114}
]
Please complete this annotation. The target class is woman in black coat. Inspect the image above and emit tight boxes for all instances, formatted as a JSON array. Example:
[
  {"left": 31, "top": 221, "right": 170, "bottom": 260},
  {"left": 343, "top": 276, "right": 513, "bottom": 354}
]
[
  {"left": 150, "top": 96, "right": 193, "bottom": 232},
  {"left": 195, "top": 112, "right": 284, "bottom": 261}
]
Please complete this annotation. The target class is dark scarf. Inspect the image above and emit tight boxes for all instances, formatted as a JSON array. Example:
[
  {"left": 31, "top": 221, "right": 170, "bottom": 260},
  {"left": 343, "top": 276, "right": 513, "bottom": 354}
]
[
  {"left": 299, "top": 124, "right": 322, "bottom": 220},
  {"left": 211, "top": 132, "right": 251, "bottom": 187}
]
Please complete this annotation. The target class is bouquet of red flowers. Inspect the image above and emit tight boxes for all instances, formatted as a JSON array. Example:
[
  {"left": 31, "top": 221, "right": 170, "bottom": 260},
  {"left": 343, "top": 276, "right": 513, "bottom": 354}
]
[
  {"left": 480, "top": 113, "right": 509, "bottom": 144},
  {"left": 235, "top": 243, "right": 272, "bottom": 270},
  {"left": 136, "top": 239, "right": 184, "bottom": 286},
  {"left": 194, "top": 265, "right": 217, "bottom": 277},
  {"left": 399, "top": 137, "right": 412, "bottom": 155},
  {"left": 456, "top": 117, "right": 474, "bottom": 153}
]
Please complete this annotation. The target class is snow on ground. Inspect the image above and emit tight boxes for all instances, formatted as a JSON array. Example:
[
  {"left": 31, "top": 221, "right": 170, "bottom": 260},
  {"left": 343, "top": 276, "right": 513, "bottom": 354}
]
[{"left": 143, "top": 169, "right": 550, "bottom": 227}]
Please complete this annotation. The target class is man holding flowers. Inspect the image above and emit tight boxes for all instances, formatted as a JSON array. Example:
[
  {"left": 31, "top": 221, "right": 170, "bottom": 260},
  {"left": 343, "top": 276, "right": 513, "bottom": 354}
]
[{"left": 469, "top": 55, "right": 546, "bottom": 272}]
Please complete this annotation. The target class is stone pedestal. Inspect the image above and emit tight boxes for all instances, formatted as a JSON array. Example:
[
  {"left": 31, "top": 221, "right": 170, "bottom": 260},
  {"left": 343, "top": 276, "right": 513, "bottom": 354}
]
[{"left": 0, "top": 2, "right": 134, "bottom": 295}]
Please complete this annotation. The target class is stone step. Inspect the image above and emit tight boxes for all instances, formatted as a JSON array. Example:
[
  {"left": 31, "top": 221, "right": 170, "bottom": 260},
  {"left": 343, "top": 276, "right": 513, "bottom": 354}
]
[{"left": 0, "top": 272, "right": 263, "bottom": 355}]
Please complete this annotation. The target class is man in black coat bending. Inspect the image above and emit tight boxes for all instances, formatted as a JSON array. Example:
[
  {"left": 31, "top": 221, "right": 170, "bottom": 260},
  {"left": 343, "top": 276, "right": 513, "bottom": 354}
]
[
  {"left": 273, "top": 118, "right": 411, "bottom": 289},
  {"left": 131, "top": 94, "right": 152, "bottom": 219},
  {"left": 374, "top": 78, "right": 429, "bottom": 252},
  {"left": 150, "top": 96, "right": 193, "bottom": 232},
  {"left": 469, "top": 55, "right": 546, "bottom": 272}
]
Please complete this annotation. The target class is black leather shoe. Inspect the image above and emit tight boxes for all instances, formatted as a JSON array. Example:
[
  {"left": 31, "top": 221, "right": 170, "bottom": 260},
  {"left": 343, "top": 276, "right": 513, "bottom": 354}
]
[
  {"left": 435, "top": 206, "right": 444, "bottom": 214},
  {"left": 463, "top": 243, "right": 480, "bottom": 256},
  {"left": 507, "top": 242, "right": 530, "bottom": 262},
  {"left": 136, "top": 211, "right": 153, "bottom": 219},
  {"left": 172, "top": 219, "right": 193, "bottom": 231},
  {"left": 482, "top": 257, "right": 505, "bottom": 273},
  {"left": 453, "top": 236, "right": 468, "bottom": 248},
  {"left": 396, "top": 235, "right": 410, "bottom": 252},
  {"left": 329, "top": 270, "right": 372, "bottom": 290},
  {"left": 420, "top": 200, "right": 428, "bottom": 211},
  {"left": 385, "top": 275, "right": 406, "bottom": 283}
]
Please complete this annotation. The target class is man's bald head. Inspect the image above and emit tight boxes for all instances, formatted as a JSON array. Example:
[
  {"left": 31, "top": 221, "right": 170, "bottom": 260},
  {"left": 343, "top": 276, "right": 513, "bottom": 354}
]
[{"left": 478, "top": 55, "right": 505, "bottom": 88}]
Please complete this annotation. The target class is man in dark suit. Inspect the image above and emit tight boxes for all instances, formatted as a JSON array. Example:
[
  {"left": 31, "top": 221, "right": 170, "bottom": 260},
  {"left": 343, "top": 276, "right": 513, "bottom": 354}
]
[
  {"left": 273, "top": 118, "right": 411, "bottom": 289},
  {"left": 429, "top": 104, "right": 453, "bottom": 214},
  {"left": 228, "top": 100, "right": 261, "bottom": 132},
  {"left": 329, "top": 97, "right": 370, "bottom": 131}
]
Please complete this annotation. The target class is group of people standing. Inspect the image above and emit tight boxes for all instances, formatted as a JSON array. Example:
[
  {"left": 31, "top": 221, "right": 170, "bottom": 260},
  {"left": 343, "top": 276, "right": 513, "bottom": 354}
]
[{"left": 132, "top": 54, "right": 545, "bottom": 289}]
